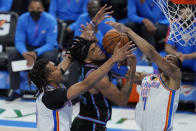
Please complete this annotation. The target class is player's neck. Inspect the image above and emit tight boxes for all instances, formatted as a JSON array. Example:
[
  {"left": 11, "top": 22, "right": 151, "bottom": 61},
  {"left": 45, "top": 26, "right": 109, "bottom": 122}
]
[
  {"left": 48, "top": 82, "right": 60, "bottom": 89},
  {"left": 160, "top": 73, "right": 169, "bottom": 83}
]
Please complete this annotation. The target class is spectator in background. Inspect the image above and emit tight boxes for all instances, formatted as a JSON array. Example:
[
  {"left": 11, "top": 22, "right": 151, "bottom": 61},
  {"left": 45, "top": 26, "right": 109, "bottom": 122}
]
[
  {"left": 126, "top": 0, "right": 168, "bottom": 48},
  {"left": 0, "top": 0, "right": 13, "bottom": 12},
  {"left": 49, "top": 0, "right": 89, "bottom": 25},
  {"left": 6, "top": 0, "right": 59, "bottom": 101},
  {"left": 49, "top": 0, "right": 89, "bottom": 49},
  {"left": 69, "top": 0, "right": 115, "bottom": 43}
]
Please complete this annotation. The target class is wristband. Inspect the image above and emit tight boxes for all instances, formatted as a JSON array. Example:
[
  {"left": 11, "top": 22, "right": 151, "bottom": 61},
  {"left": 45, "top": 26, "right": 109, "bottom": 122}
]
[{"left": 90, "top": 21, "right": 96, "bottom": 27}]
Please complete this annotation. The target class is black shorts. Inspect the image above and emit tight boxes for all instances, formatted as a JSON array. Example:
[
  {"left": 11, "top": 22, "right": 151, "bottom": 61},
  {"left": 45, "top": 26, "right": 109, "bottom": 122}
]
[{"left": 71, "top": 117, "right": 107, "bottom": 131}]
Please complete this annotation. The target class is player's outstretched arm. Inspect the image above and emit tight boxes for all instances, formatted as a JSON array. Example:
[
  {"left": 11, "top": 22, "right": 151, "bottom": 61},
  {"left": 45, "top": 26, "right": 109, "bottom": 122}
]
[
  {"left": 80, "top": 4, "right": 113, "bottom": 41},
  {"left": 120, "top": 54, "right": 136, "bottom": 100},
  {"left": 67, "top": 42, "right": 133, "bottom": 100},
  {"left": 105, "top": 21, "right": 181, "bottom": 81},
  {"left": 91, "top": 44, "right": 137, "bottom": 106}
]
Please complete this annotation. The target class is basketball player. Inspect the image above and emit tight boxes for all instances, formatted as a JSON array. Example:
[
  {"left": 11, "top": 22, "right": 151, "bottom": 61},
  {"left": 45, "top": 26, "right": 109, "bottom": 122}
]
[
  {"left": 70, "top": 30, "right": 136, "bottom": 130},
  {"left": 28, "top": 5, "right": 126, "bottom": 131},
  {"left": 106, "top": 21, "right": 182, "bottom": 131},
  {"left": 29, "top": 41, "right": 132, "bottom": 131}
]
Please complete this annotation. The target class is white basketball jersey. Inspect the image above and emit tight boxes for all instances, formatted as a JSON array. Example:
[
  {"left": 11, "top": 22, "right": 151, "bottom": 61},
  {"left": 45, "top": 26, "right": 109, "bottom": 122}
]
[
  {"left": 36, "top": 93, "right": 73, "bottom": 131},
  {"left": 135, "top": 74, "right": 180, "bottom": 131}
]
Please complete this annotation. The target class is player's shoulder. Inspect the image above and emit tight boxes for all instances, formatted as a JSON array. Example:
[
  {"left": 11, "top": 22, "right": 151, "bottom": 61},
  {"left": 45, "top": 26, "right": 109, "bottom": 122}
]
[{"left": 42, "top": 87, "right": 68, "bottom": 110}]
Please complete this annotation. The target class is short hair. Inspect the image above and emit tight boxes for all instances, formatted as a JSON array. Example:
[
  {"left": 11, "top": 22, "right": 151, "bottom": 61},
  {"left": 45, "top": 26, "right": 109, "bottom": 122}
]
[
  {"left": 69, "top": 36, "right": 95, "bottom": 63},
  {"left": 175, "top": 56, "right": 183, "bottom": 71},
  {"left": 28, "top": 0, "right": 43, "bottom": 7},
  {"left": 167, "top": 54, "right": 183, "bottom": 70},
  {"left": 28, "top": 59, "right": 50, "bottom": 94}
]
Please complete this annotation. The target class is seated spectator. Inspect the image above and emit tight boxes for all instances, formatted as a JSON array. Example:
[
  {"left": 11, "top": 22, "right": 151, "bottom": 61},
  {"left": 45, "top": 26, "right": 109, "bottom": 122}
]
[
  {"left": 6, "top": 0, "right": 59, "bottom": 101},
  {"left": 0, "top": 0, "right": 13, "bottom": 12},
  {"left": 126, "top": 0, "right": 168, "bottom": 48},
  {"left": 49, "top": 0, "right": 89, "bottom": 49},
  {"left": 49, "top": 0, "right": 89, "bottom": 25},
  {"left": 69, "top": 0, "right": 115, "bottom": 44}
]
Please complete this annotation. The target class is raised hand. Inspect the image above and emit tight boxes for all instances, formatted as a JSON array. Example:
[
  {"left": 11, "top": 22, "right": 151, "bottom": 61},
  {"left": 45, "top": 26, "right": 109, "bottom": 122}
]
[
  {"left": 92, "top": 4, "right": 114, "bottom": 26},
  {"left": 127, "top": 54, "right": 137, "bottom": 68},
  {"left": 112, "top": 41, "right": 136, "bottom": 63},
  {"left": 80, "top": 22, "right": 97, "bottom": 41}
]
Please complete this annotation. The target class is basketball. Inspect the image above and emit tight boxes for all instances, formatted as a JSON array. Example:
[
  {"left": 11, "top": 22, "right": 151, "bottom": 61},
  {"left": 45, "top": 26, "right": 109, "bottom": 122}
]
[{"left": 102, "top": 29, "right": 130, "bottom": 55}]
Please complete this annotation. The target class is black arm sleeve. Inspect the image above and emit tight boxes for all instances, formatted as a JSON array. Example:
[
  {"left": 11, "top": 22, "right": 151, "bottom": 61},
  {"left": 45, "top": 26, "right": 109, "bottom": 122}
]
[{"left": 42, "top": 88, "right": 68, "bottom": 110}]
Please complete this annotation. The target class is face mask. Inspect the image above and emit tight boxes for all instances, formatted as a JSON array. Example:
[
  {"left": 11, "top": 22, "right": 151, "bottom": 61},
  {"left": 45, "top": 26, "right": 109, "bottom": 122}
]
[{"left": 30, "top": 11, "right": 42, "bottom": 21}]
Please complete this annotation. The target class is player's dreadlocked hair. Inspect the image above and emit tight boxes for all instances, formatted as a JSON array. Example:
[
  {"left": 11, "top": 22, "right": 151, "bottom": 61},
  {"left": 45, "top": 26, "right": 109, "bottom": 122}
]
[
  {"left": 68, "top": 36, "right": 96, "bottom": 64},
  {"left": 28, "top": 59, "right": 50, "bottom": 95}
]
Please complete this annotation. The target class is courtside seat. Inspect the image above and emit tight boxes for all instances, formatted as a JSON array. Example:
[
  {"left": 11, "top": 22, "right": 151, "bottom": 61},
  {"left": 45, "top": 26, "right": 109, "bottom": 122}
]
[
  {"left": 0, "top": 12, "right": 18, "bottom": 69},
  {"left": 55, "top": 18, "right": 66, "bottom": 64}
]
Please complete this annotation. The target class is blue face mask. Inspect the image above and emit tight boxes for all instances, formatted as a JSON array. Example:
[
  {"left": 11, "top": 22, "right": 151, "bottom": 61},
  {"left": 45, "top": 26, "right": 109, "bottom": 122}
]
[{"left": 30, "top": 11, "right": 42, "bottom": 21}]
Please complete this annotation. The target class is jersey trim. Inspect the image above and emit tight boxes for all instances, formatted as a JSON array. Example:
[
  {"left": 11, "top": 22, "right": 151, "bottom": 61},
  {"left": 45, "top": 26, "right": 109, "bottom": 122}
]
[
  {"left": 159, "top": 75, "right": 175, "bottom": 92},
  {"left": 85, "top": 64, "right": 98, "bottom": 68},
  {"left": 103, "top": 97, "right": 110, "bottom": 121},
  {"left": 85, "top": 68, "right": 95, "bottom": 78},
  {"left": 90, "top": 94, "right": 100, "bottom": 120},
  {"left": 164, "top": 91, "right": 175, "bottom": 131},
  {"left": 53, "top": 110, "right": 59, "bottom": 131},
  {"left": 78, "top": 115, "right": 106, "bottom": 125},
  {"left": 93, "top": 123, "right": 96, "bottom": 131}
]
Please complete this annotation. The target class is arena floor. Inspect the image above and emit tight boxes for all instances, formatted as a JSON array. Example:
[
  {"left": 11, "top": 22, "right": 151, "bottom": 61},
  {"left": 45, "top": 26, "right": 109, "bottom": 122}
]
[{"left": 0, "top": 99, "right": 196, "bottom": 131}]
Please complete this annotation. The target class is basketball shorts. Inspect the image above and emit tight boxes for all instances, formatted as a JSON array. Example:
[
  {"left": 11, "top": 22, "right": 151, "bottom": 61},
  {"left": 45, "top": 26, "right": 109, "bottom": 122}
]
[{"left": 71, "top": 117, "right": 107, "bottom": 131}]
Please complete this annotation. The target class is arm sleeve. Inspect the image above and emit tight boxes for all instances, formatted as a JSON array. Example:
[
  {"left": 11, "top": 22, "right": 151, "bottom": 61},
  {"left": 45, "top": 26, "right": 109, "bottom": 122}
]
[
  {"left": 15, "top": 16, "right": 27, "bottom": 55},
  {"left": 0, "top": 0, "right": 13, "bottom": 11},
  {"left": 127, "top": 0, "right": 144, "bottom": 24},
  {"left": 42, "top": 88, "right": 68, "bottom": 110},
  {"left": 35, "top": 18, "right": 57, "bottom": 56},
  {"left": 49, "top": 0, "right": 57, "bottom": 17}
]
